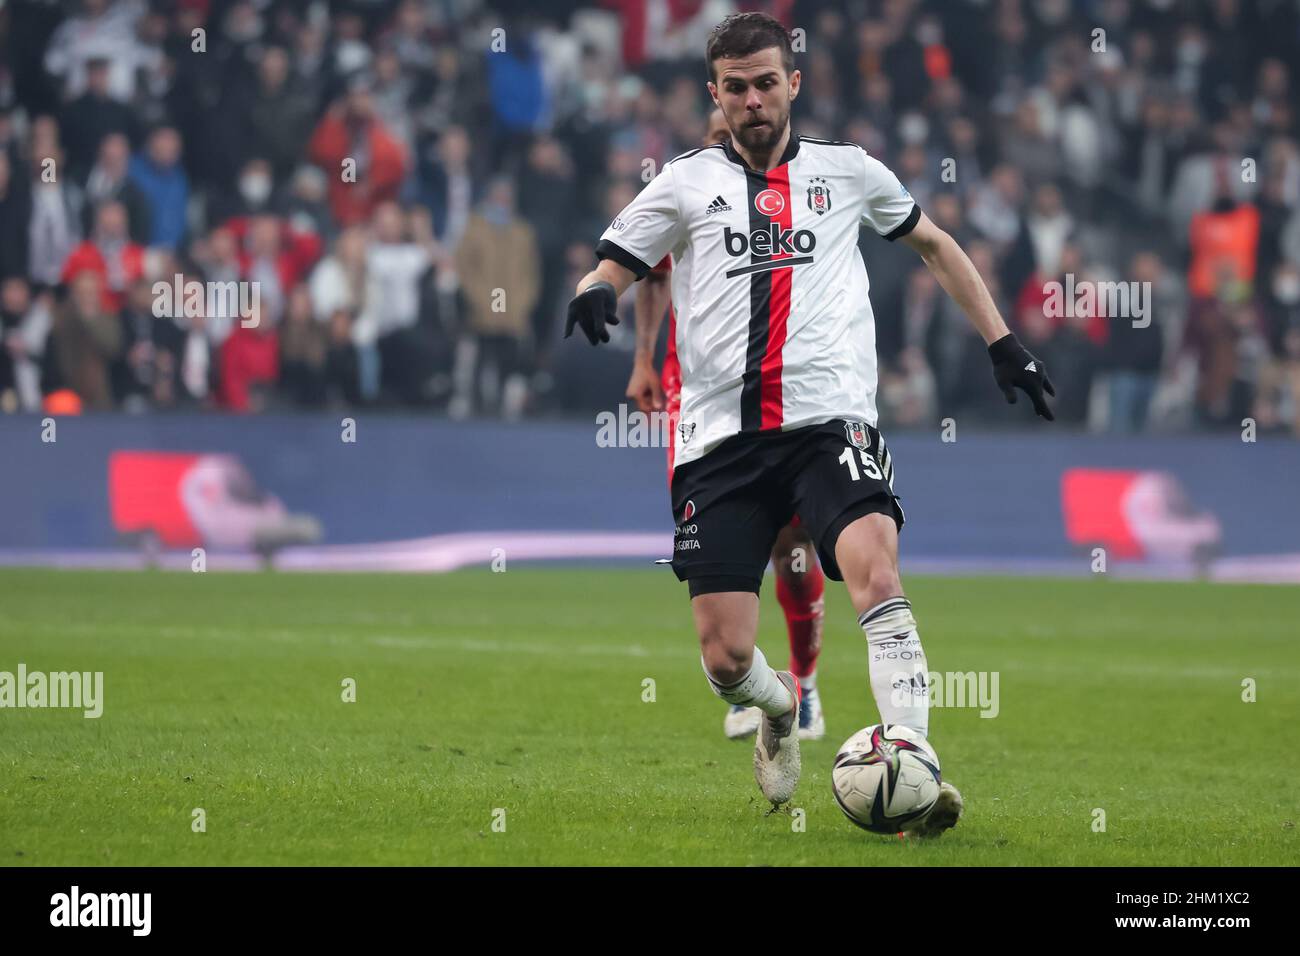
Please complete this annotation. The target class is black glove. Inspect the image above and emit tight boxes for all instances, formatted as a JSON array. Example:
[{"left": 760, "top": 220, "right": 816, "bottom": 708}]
[
  {"left": 989, "top": 332, "right": 1056, "bottom": 421},
  {"left": 564, "top": 281, "right": 620, "bottom": 345}
]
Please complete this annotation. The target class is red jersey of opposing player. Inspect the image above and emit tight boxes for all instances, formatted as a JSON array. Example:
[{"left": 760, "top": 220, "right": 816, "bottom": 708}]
[{"left": 655, "top": 254, "right": 681, "bottom": 486}]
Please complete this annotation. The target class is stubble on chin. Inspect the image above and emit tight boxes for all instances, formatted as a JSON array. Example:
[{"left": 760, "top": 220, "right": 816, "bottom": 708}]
[{"left": 737, "top": 117, "right": 784, "bottom": 153}]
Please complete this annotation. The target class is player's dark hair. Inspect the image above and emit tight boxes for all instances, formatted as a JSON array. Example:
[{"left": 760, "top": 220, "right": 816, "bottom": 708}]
[{"left": 706, "top": 12, "right": 794, "bottom": 83}]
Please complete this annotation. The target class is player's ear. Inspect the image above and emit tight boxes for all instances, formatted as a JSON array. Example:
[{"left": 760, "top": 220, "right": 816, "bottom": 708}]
[
  {"left": 788, "top": 69, "right": 801, "bottom": 101},
  {"left": 706, "top": 81, "right": 719, "bottom": 107}
]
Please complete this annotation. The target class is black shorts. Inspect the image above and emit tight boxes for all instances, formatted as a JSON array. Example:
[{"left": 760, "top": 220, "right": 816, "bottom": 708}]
[{"left": 669, "top": 419, "right": 904, "bottom": 593}]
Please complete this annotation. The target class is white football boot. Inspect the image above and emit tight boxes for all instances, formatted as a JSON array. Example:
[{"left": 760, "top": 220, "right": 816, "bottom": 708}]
[
  {"left": 723, "top": 704, "right": 762, "bottom": 739},
  {"left": 796, "top": 684, "right": 825, "bottom": 740},
  {"left": 753, "top": 671, "right": 802, "bottom": 807},
  {"left": 904, "top": 781, "right": 964, "bottom": 838}
]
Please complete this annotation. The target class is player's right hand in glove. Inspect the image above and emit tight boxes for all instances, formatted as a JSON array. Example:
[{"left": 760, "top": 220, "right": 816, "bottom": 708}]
[
  {"left": 565, "top": 281, "right": 620, "bottom": 345},
  {"left": 988, "top": 332, "right": 1056, "bottom": 420}
]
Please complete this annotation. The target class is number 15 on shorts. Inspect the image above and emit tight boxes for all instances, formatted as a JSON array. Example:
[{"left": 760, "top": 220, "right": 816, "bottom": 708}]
[{"left": 837, "top": 446, "right": 884, "bottom": 483}]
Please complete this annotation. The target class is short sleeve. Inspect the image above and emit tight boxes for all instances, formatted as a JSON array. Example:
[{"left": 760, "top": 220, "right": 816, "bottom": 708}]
[
  {"left": 860, "top": 151, "right": 920, "bottom": 241},
  {"left": 596, "top": 163, "right": 684, "bottom": 280}
]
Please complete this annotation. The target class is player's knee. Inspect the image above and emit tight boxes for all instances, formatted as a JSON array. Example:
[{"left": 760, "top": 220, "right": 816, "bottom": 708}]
[
  {"left": 698, "top": 628, "right": 752, "bottom": 684},
  {"left": 847, "top": 558, "right": 902, "bottom": 612}
]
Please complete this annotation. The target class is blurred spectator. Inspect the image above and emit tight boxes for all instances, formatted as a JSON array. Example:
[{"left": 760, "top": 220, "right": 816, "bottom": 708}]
[
  {"left": 1187, "top": 191, "right": 1260, "bottom": 300},
  {"left": 485, "top": 33, "right": 547, "bottom": 157},
  {"left": 367, "top": 46, "right": 417, "bottom": 156},
  {"left": 1104, "top": 253, "right": 1168, "bottom": 434},
  {"left": 517, "top": 135, "right": 578, "bottom": 370},
  {"left": 243, "top": 45, "right": 318, "bottom": 183},
  {"left": 223, "top": 213, "right": 323, "bottom": 334},
  {"left": 0, "top": 151, "right": 33, "bottom": 281},
  {"left": 60, "top": 199, "right": 145, "bottom": 312},
  {"left": 279, "top": 283, "right": 360, "bottom": 407},
  {"left": 279, "top": 166, "right": 334, "bottom": 242},
  {"left": 128, "top": 126, "right": 188, "bottom": 251},
  {"left": 43, "top": 0, "right": 159, "bottom": 104},
  {"left": 308, "top": 81, "right": 408, "bottom": 227},
  {"left": 27, "top": 135, "right": 83, "bottom": 288},
  {"left": 1, "top": 278, "right": 50, "bottom": 412},
  {"left": 968, "top": 165, "right": 1023, "bottom": 249},
  {"left": 453, "top": 178, "right": 540, "bottom": 419},
  {"left": 1004, "top": 182, "right": 1075, "bottom": 304},
  {"left": 111, "top": 277, "right": 185, "bottom": 412},
  {"left": 42, "top": 269, "right": 121, "bottom": 410},
  {"left": 82, "top": 133, "right": 151, "bottom": 243},
  {"left": 417, "top": 124, "right": 476, "bottom": 247},
  {"left": 0, "top": 279, "right": 23, "bottom": 408},
  {"left": 1185, "top": 263, "right": 1266, "bottom": 426},
  {"left": 59, "top": 56, "right": 139, "bottom": 181},
  {"left": 367, "top": 201, "right": 440, "bottom": 403},
  {"left": 218, "top": 305, "right": 278, "bottom": 413},
  {"left": 208, "top": 157, "right": 278, "bottom": 228},
  {"left": 309, "top": 225, "right": 377, "bottom": 400}
]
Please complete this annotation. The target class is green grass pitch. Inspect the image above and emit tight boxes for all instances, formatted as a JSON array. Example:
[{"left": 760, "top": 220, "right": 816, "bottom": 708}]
[{"left": 0, "top": 567, "right": 1296, "bottom": 866}]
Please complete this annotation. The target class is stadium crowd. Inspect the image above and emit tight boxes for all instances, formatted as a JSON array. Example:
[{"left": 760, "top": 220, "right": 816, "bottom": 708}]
[{"left": 0, "top": 0, "right": 1297, "bottom": 433}]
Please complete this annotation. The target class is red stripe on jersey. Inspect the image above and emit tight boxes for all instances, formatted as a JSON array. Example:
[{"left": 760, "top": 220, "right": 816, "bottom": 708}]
[
  {"left": 760, "top": 166, "right": 794, "bottom": 430},
  {"left": 664, "top": 304, "right": 680, "bottom": 486}
]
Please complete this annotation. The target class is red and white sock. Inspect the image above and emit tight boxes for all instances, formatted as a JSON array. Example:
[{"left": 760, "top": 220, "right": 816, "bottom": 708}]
[{"left": 776, "top": 560, "right": 824, "bottom": 690}]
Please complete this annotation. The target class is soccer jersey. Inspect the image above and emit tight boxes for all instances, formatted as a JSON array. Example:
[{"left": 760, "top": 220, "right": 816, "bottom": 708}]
[{"left": 597, "top": 132, "right": 919, "bottom": 469}]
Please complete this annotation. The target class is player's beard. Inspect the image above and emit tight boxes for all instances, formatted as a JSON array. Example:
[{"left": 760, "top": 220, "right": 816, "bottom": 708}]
[{"left": 733, "top": 108, "right": 788, "bottom": 155}]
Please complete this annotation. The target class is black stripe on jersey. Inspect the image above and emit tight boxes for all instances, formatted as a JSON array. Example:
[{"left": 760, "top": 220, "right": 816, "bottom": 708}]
[
  {"left": 884, "top": 204, "right": 921, "bottom": 241},
  {"left": 595, "top": 238, "right": 652, "bottom": 279},
  {"left": 740, "top": 169, "right": 773, "bottom": 432}
]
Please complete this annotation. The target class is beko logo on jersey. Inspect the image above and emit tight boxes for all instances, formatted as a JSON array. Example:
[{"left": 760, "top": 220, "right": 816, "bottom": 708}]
[
  {"left": 722, "top": 224, "right": 817, "bottom": 278},
  {"left": 722, "top": 224, "right": 816, "bottom": 257}
]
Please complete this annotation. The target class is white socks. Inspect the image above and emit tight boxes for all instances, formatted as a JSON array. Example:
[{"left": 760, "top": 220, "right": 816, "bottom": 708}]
[
  {"left": 703, "top": 645, "right": 794, "bottom": 717},
  {"left": 858, "top": 596, "right": 929, "bottom": 736}
]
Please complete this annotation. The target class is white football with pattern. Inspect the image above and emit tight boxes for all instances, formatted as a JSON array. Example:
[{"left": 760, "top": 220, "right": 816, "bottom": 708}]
[{"left": 831, "top": 723, "right": 941, "bottom": 834}]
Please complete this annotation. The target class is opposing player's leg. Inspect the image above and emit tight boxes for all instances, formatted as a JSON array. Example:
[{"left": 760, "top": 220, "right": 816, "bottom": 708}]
[
  {"left": 671, "top": 457, "right": 801, "bottom": 806},
  {"left": 723, "top": 701, "right": 762, "bottom": 740},
  {"left": 772, "top": 521, "right": 825, "bottom": 740}
]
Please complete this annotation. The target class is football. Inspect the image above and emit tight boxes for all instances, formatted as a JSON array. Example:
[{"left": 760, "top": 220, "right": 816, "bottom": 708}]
[{"left": 831, "top": 724, "right": 942, "bottom": 834}]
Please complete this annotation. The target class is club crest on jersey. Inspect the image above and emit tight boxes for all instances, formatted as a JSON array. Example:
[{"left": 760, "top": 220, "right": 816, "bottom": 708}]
[
  {"left": 844, "top": 420, "right": 870, "bottom": 451},
  {"left": 678, "top": 421, "right": 695, "bottom": 445},
  {"left": 807, "top": 177, "right": 831, "bottom": 216}
]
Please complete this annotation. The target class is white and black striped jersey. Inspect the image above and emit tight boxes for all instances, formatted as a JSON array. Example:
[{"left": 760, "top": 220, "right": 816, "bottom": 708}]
[{"left": 596, "top": 132, "right": 919, "bottom": 469}]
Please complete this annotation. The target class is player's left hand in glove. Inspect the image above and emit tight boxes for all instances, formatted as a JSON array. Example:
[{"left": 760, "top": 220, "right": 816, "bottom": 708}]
[
  {"left": 989, "top": 332, "right": 1056, "bottom": 421},
  {"left": 565, "top": 281, "right": 620, "bottom": 345}
]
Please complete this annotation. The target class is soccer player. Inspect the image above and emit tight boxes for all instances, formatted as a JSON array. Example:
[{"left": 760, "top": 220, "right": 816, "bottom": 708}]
[
  {"left": 626, "top": 106, "right": 827, "bottom": 743},
  {"left": 567, "top": 13, "right": 1054, "bottom": 832}
]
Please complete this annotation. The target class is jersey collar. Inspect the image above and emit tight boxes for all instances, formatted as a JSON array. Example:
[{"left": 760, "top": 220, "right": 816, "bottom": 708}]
[{"left": 722, "top": 127, "right": 801, "bottom": 172}]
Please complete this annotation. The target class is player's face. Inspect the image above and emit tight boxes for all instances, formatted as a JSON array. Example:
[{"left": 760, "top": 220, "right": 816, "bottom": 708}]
[
  {"left": 708, "top": 47, "right": 800, "bottom": 155},
  {"left": 703, "top": 109, "right": 729, "bottom": 146}
]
